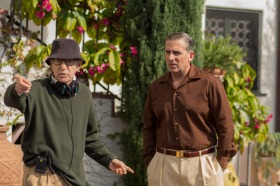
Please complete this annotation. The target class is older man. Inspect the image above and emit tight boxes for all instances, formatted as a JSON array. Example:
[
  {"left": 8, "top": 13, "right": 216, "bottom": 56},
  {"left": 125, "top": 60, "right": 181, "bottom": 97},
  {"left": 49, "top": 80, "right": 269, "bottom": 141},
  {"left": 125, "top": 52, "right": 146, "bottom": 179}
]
[{"left": 5, "top": 38, "right": 133, "bottom": 186}]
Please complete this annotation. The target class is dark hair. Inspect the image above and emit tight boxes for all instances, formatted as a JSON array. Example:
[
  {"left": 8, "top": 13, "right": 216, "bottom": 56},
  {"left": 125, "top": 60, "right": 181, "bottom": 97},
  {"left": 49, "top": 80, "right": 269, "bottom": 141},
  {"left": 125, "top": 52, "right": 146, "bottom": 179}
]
[{"left": 165, "top": 32, "right": 194, "bottom": 51}]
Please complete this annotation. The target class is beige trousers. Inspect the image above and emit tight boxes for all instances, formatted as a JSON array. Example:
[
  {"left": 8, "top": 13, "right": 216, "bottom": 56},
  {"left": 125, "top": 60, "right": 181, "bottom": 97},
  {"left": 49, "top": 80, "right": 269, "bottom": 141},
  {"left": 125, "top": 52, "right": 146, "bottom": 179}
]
[
  {"left": 22, "top": 165, "right": 68, "bottom": 186},
  {"left": 147, "top": 152, "right": 224, "bottom": 186}
]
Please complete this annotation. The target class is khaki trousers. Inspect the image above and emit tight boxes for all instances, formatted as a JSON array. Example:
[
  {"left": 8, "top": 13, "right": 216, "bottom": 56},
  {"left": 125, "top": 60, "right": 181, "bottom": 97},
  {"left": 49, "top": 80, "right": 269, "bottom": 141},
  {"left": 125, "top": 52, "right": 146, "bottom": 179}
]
[
  {"left": 22, "top": 165, "right": 68, "bottom": 186},
  {"left": 147, "top": 152, "right": 224, "bottom": 186}
]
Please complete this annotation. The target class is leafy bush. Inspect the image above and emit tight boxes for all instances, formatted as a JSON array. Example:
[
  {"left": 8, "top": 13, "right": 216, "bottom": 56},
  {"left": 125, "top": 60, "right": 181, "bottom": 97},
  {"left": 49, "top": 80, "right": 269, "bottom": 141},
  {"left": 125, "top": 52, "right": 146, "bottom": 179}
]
[
  {"left": 223, "top": 62, "right": 271, "bottom": 152},
  {"left": 202, "top": 36, "right": 271, "bottom": 153},
  {"left": 254, "top": 133, "right": 280, "bottom": 179},
  {"left": 202, "top": 36, "right": 245, "bottom": 71}
]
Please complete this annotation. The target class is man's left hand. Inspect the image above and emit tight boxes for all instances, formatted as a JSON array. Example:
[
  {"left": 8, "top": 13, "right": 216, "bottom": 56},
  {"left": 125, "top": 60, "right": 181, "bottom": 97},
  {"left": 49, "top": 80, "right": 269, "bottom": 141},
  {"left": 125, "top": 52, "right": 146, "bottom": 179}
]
[{"left": 109, "top": 159, "right": 134, "bottom": 175}]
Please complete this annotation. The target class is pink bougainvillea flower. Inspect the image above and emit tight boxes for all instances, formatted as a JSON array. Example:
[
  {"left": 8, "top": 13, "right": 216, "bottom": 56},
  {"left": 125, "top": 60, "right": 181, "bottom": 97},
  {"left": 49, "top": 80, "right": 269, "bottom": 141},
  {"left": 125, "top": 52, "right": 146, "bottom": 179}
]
[
  {"left": 103, "top": 63, "right": 109, "bottom": 71},
  {"left": 94, "top": 24, "right": 99, "bottom": 30},
  {"left": 246, "top": 77, "right": 251, "bottom": 83},
  {"left": 116, "top": 6, "right": 124, "bottom": 17},
  {"left": 101, "top": 18, "right": 110, "bottom": 25},
  {"left": 88, "top": 67, "right": 95, "bottom": 77},
  {"left": 254, "top": 123, "right": 260, "bottom": 129},
  {"left": 77, "top": 26, "right": 84, "bottom": 34},
  {"left": 45, "top": 4, "right": 52, "bottom": 12},
  {"left": 110, "top": 45, "right": 116, "bottom": 50},
  {"left": 76, "top": 69, "right": 84, "bottom": 75},
  {"left": 101, "top": 63, "right": 106, "bottom": 69},
  {"left": 36, "top": 11, "right": 45, "bottom": 19},
  {"left": 36, "top": 0, "right": 52, "bottom": 19},
  {"left": 96, "top": 66, "right": 102, "bottom": 74},
  {"left": 42, "top": 0, "right": 49, "bottom": 7},
  {"left": 265, "top": 114, "right": 273, "bottom": 123},
  {"left": 130, "top": 46, "right": 138, "bottom": 55}
]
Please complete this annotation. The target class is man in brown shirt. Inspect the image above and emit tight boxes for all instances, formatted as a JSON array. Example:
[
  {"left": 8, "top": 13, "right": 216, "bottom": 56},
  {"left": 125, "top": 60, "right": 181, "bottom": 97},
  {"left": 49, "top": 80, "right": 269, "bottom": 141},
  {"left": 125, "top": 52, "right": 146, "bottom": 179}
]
[{"left": 142, "top": 32, "right": 237, "bottom": 186}]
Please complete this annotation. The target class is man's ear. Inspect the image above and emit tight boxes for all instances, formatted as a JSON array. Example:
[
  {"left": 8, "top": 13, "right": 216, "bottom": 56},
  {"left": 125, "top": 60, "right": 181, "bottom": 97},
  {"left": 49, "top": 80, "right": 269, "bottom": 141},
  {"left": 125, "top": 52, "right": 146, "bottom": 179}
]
[
  {"left": 76, "top": 62, "right": 82, "bottom": 71},
  {"left": 189, "top": 51, "right": 195, "bottom": 62}
]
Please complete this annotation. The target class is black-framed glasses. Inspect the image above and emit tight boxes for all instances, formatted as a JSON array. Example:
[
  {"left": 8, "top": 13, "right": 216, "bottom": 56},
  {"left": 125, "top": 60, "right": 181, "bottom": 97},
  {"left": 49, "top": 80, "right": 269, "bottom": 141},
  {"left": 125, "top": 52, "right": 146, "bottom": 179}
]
[{"left": 51, "top": 59, "right": 80, "bottom": 66}]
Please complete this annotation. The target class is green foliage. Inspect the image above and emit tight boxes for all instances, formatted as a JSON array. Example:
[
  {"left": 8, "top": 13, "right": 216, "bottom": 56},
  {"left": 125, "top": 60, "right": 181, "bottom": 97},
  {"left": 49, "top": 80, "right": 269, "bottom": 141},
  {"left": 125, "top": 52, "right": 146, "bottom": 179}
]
[
  {"left": 202, "top": 35, "right": 271, "bottom": 153},
  {"left": 18, "top": 0, "right": 130, "bottom": 85},
  {"left": 120, "top": 0, "right": 205, "bottom": 185},
  {"left": 223, "top": 62, "right": 271, "bottom": 153},
  {"left": 1, "top": 41, "right": 25, "bottom": 68},
  {"left": 254, "top": 133, "right": 280, "bottom": 179},
  {"left": 202, "top": 36, "right": 246, "bottom": 71},
  {"left": 6, "top": 113, "right": 24, "bottom": 126},
  {"left": 24, "top": 44, "right": 51, "bottom": 70}
]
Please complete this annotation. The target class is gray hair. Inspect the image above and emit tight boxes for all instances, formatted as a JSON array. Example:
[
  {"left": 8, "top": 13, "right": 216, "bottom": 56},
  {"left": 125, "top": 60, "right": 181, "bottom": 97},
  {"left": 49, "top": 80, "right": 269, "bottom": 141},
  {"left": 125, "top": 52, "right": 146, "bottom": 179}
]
[{"left": 165, "top": 32, "right": 194, "bottom": 51}]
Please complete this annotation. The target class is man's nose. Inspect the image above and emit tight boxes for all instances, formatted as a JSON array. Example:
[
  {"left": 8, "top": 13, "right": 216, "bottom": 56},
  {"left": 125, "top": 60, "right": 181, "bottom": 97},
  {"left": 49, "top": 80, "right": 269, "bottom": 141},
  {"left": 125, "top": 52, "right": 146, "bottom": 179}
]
[
  {"left": 60, "top": 62, "right": 68, "bottom": 68},
  {"left": 168, "top": 53, "right": 175, "bottom": 61}
]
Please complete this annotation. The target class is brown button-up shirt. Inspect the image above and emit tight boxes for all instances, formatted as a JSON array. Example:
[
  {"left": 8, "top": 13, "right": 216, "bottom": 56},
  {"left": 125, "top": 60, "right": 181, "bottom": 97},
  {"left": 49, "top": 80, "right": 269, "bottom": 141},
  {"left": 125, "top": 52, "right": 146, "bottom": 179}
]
[{"left": 142, "top": 64, "right": 236, "bottom": 167}]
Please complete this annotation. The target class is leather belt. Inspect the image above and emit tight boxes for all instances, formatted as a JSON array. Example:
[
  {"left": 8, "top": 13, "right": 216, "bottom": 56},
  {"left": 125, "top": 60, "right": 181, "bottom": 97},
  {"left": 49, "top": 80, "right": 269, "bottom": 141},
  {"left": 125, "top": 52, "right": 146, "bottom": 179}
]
[{"left": 156, "top": 147, "right": 215, "bottom": 158}]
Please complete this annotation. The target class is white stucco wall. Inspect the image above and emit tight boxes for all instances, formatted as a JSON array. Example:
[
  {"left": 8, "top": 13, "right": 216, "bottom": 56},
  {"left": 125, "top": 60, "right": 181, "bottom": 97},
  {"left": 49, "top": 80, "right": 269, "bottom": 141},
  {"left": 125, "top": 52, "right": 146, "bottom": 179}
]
[
  {"left": 205, "top": 0, "right": 277, "bottom": 132},
  {"left": 83, "top": 96, "right": 125, "bottom": 186},
  {"left": 205, "top": 1, "right": 278, "bottom": 185}
]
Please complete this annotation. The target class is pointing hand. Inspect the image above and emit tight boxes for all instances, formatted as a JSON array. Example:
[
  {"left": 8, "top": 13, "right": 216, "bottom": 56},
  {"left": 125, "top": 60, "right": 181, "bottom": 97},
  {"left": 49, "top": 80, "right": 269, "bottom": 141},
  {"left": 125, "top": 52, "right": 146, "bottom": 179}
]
[{"left": 13, "top": 74, "right": 32, "bottom": 95}]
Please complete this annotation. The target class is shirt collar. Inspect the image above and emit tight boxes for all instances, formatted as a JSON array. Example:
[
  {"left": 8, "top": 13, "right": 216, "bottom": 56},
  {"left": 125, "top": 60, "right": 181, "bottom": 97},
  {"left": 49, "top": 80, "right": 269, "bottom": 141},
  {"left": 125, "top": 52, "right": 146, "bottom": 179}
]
[{"left": 159, "top": 63, "right": 202, "bottom": 83}]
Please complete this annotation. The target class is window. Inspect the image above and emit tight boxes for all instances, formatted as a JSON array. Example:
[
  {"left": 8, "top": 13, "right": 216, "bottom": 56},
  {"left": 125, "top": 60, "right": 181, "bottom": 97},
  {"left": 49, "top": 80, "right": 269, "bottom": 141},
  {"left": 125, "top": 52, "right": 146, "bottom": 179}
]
[{"left": 206, "top": 8, "right": 261, "bottom": 91}]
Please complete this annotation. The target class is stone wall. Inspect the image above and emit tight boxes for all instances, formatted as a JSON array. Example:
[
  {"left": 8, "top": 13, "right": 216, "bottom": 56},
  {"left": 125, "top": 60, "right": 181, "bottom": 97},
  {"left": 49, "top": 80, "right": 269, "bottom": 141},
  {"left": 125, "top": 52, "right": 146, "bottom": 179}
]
[{"left": 83, "top": 94, "right": 125, "bottom": 186}]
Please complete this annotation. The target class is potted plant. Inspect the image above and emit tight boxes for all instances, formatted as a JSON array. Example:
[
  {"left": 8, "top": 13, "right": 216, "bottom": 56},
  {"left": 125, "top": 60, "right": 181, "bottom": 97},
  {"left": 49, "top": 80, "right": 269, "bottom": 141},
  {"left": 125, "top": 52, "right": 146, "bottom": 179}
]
[
  {"left": 254, "top": 133, "right": 280, "bottom": 186},
  {"left": 0, "top": 124, "right": 24, "bottom": 185},
  {"left": 202, "top": 35, "right": 271, "bottom": 152},
  {"left": 202, "top": 35, "right": 272, "bottom": 186},
  {"left": 221, "top": 61, "right": 271, "bottom": 186},
  {"left": 0, "top": 74, "right": 24, "bottom": 185},
  {"left": 0, "top": 15, "right": 30, "bottom": 184},
  {"left": 202, "top": 36, "right": 245, "bottom": 77}
]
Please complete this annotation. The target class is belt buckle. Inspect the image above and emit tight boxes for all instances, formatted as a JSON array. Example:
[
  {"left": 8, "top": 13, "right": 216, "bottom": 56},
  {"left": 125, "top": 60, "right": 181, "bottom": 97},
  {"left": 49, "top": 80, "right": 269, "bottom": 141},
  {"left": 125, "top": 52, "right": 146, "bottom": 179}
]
[
  {"left": 199, "top": 150, "right": 202, "bottom": 156},
  {"left": 176, "top": 151, "right": 184, "bottom": 158}
]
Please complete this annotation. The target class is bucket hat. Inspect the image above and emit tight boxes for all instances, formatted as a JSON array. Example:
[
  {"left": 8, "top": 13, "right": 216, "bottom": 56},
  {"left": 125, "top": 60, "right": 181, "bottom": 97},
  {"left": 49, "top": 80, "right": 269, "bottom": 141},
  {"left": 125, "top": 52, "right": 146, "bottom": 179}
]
[{"left": 45, "top": 38, "right": 85, "bottom": 65}]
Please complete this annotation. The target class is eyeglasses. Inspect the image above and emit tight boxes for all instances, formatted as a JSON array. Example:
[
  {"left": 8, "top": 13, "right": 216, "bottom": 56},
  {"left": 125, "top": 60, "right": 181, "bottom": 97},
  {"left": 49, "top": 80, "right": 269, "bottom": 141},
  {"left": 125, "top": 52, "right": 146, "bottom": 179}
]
[{"left": 51, "top": 59, "right": 80, "bottom": 66}]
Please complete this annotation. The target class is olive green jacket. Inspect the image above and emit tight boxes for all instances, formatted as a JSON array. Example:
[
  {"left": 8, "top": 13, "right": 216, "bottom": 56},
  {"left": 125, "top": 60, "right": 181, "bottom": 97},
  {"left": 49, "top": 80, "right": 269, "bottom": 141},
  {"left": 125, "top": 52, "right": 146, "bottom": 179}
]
[{"left": 4, "top": 78, "right": 117, "bottom": 186}]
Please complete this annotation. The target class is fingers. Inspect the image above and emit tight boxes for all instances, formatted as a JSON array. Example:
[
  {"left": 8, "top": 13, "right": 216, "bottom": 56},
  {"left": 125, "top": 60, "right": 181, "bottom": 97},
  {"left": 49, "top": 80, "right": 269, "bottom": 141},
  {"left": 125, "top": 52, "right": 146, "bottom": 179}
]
[
  {"left": 125, "top": 165, "right": 134, "bottom": 174},
  {"left": 13, "top": 74, "right": 32, "bottom": 86},
  {"left": 109, "top": 160, "right": 134, "bottom": 175},
  {"left": 13, "top": 74, "right": 32, "bottom": 94},
  {"left": 116, "top": 168, "right": 126, "bottom": 175}
]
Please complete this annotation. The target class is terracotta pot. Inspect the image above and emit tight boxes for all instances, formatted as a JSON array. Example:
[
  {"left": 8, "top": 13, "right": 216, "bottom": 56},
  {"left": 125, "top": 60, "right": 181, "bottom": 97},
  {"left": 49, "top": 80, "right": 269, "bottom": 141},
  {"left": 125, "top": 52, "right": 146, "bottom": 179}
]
[
  {"left": 203, "top": 68, "right": 227, "bottom": 78},
  {"left": 0, "top": 126, "right": 23, "bottom": 185},
  {"left": 210, "top": 67, "right": 222, "bottom": 75}
]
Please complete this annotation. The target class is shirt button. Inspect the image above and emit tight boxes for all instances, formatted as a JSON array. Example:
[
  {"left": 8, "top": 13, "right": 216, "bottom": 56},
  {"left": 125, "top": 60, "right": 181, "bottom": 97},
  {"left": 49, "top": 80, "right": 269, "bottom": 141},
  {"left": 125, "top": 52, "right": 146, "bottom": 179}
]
[
  {"left": 176, "top": 138, "right": 179, "bottom": 140},
  {"left": 175, "top": 123, "right": 179, "bottom": 126},
  {"left": 175, "top": 92, "right": 178, "bottom": 96},
  {"left": 174, "top": 108, "right": 177, "bottom": 111}
]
